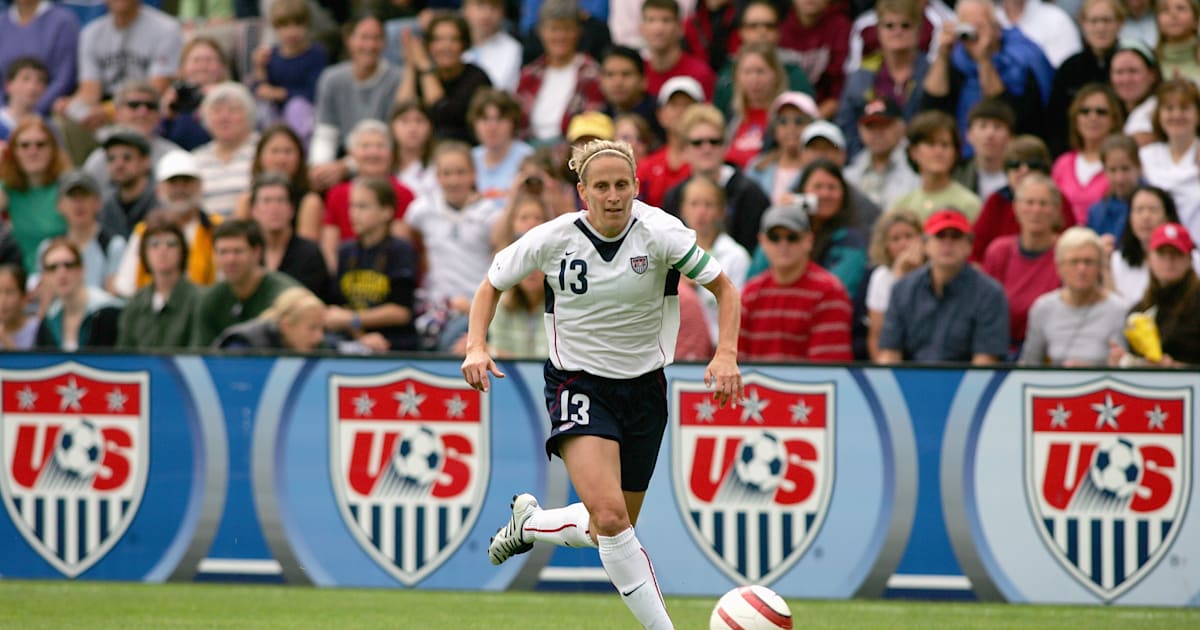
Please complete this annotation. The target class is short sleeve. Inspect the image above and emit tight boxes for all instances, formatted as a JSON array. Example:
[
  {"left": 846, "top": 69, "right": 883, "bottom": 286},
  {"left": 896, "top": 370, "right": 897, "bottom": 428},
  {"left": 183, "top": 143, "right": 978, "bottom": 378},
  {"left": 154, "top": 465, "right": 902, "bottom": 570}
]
[
  {"left": 488, "top": 226, "right": 549, "bottom": 291},
  {"left": 865, "top": 266, "right": 894, "bottom": 313},
  {"left": 652, "top": 211, "right": 723, "bottom": 286},
  {"left": 148, "top": 17, "right": 183, "bottom": 79},
  {"left": 77, "top": 24, "right": 100, "bottom": 82}
]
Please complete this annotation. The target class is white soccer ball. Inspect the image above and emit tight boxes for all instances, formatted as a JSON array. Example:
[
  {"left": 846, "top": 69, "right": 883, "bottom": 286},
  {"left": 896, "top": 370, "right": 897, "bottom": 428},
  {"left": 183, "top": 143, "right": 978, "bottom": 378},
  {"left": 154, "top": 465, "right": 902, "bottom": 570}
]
[
  {"left": 734, "top": 431, "right": 787, "bottom": 493},
  {"left": 56, "top": 419, "right": 104, "bottom": 479},
  {"left": 392, "top": 426, "right": 444, "bottom": 486},
  {"left": 1090, "top": 437, "right": 1142, "bottom": 498},
  {"left": 710, "top": 585, "right": 793, "bottom": 630}
]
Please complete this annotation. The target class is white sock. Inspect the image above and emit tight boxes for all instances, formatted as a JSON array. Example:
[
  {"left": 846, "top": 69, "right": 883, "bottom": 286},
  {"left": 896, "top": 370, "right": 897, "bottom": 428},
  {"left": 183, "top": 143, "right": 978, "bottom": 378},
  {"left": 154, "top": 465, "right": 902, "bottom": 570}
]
[
  {"left": 523, "top": 502, "right": 596, "bottom": 548},
  {"left": 598, "top": 527, "right": 673, "bottom": 630}
]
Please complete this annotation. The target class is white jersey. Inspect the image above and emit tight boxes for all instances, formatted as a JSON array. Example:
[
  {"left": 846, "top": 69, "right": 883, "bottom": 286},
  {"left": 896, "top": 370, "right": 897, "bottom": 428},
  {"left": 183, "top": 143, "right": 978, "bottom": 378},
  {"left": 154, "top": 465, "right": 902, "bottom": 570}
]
[{"left": 488, "top": 201, "right": 723, "bottom": 378}]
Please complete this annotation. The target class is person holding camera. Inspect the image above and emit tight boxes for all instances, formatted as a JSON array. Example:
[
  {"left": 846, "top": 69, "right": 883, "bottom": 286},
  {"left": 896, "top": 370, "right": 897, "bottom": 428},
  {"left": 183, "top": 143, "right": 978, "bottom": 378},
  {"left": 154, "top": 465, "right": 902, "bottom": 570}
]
[{"left": 158, "top": 37, "right": 230, "bottom": 152}]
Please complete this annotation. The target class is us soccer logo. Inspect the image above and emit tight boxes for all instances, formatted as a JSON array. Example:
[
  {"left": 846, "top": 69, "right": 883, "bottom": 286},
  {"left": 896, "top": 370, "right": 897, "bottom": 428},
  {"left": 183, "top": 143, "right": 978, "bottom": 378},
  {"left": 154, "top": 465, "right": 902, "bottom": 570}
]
[
  {"left": 0, "top": 363, "right": 149, "bottom": 578},
  {"left": 330, "top": 368, "right": 489, "bottom": 585},
  {"left": 1025, "top": 378, "right": 1191, "bottom": 600},
  {"left": 671, "top": 374, "right": 834, "bottom": 585}
]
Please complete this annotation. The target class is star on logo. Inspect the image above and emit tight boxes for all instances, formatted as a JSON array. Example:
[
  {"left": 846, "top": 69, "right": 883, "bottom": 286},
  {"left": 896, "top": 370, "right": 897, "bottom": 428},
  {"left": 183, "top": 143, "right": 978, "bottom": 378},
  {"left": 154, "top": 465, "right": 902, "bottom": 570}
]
[
  {"left": 1091, "top": 393, "right": 1124, "bottom": 430},
  {"left": 1048, "top": 403, "right": 1071, "bottom": 429},
  {"left": 352, "top": 393, "right": 376, "bottom": 416},
  {"left": 16, "top": 386, "right": 37, "bottom": 410},
  {"left": 789, "top": 398, "right": 812, "bottom": 424},
  {"left": 693, "top": 399, "right": 717, "bottom": 422},
  {"left": 56, "top": 377, "right": 88, "bottom": 411},
  {"left": 1145, "top": 404, "right": 1168, "bottom": 431},
  {"left": 739, "top": 389, "right": 770, "bottom": 423},
  {"left": 394, "top": 384, "right": 426, "bottom": 417},
  {"left": 445, "top": 394, "right": 468, "bottom": 418},
  {"left": 105, "top": 388, "right": 128, "bottom": 412}
]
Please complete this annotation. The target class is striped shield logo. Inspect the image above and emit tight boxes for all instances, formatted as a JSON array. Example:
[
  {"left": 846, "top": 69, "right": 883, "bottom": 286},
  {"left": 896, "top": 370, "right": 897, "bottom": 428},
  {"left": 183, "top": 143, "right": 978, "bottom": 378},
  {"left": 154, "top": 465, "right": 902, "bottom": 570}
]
[
  {"left": 1025, "top": 378, "right": 1191, "bottom": 600},
  {"left": 671, "top": 374, "right": 835, "bottom": 585},
  {"left": 0, "top": 363, "right": 149, "bottom": 578},
  {"left": 330, "top": 368, "right": 489, "bottom": 586}
]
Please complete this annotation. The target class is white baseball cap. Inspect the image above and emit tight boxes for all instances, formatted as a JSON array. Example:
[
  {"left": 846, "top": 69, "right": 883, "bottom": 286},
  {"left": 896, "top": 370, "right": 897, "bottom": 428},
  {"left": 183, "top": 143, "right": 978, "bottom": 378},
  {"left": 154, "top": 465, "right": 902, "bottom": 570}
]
[
  {"left": 800, "top": 120, "right": 846, "bottom": 151},
  {"left": 658, "top": 76, "right": 705, "bottom": 106},
  {"left": 156, "top": 150, "right": 202, "bottom": 182}
]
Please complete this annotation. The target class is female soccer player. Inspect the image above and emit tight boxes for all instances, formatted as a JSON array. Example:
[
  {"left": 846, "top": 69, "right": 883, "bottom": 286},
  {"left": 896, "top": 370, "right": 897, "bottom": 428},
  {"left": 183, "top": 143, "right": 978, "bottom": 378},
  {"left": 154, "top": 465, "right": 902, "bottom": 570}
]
[{"left": 461, "top": 139, "right": 744, "bottom": 628}]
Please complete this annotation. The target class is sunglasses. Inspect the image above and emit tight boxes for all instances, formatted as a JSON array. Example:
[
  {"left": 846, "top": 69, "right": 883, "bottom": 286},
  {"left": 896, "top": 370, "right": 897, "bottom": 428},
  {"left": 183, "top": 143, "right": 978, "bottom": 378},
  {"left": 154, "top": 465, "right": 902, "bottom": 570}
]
[
  {"left": 122, "top": 100, "right": 157, "bottom": 111},
  {"left": 688, "top": 137, "right": 723, "bottom": 148},
  {"left": 44, "top": 260, "right": 81, "bottom": 272},
  {"left": 766, "top": 231, "right": 801, "bottom": 243},
  {"left": 17, "top": 139, "right": 48, "bottom": 150},
  {"left": 1078, "top": 107, "right": 1110, "bottom": 116},
  {"left": 1004, "top": 159, "right": 1049, "bottom": 172}
]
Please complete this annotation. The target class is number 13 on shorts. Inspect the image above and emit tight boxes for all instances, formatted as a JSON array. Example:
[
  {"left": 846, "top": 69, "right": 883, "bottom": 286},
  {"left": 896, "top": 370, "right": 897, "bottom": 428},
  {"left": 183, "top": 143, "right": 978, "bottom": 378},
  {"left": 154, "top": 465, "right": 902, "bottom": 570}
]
[{"left": 560, "top": 390, "right": 591, "bottom": 425}]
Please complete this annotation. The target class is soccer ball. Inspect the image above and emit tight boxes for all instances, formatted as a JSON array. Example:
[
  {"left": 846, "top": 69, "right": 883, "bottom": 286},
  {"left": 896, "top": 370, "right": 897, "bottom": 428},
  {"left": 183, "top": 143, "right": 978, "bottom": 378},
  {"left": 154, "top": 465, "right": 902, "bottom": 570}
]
[
  {"left": 734, "top": 431, "right": 787, "bottom": 492},
  {"left": 392, "top": 426, "right": 444, "bottom": 486},
  {"left": 56, "top": 420, "right": 105, "bottom": 479},
  {"left": 1090, "top": 437, "right": 1142, "bottom": 498},
  {"left": 710, "top": 585, "right": 793, "bottom": 630}
]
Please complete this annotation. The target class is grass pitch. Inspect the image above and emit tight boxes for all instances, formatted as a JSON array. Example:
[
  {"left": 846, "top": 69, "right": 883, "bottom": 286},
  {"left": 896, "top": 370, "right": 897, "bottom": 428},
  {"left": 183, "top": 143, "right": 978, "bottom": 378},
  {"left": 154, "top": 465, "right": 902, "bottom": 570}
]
[{"left": 0, "top": 580, "right": 1197, "bottom": 629}]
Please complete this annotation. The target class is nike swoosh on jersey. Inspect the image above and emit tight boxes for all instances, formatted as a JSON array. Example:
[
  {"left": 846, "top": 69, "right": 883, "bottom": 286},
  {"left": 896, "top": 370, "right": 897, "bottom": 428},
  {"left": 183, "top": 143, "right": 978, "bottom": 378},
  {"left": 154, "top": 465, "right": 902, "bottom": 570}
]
[
  {"left": 621, "top": 581, "right": 646, "bottom": 597},
  {"left": 564, "top": 250, "right": 576, "bottom": 256}
]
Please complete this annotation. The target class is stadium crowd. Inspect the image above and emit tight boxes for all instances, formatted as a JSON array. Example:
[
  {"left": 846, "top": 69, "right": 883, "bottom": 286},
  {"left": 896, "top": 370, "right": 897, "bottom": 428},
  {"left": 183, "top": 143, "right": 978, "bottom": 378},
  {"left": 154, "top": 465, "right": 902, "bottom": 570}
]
[{"left": 0, "top": 0, "right": 1199, "bottom": 366}]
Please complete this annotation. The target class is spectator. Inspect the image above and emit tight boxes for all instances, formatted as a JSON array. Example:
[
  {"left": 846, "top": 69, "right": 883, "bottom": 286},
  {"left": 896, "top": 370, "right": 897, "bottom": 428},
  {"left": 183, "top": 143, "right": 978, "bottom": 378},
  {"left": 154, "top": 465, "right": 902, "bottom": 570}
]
[
  {"left": 309, "top": 15, "right": 403, "bottom": 191},
  {"left": 641, "top": 0, "right": 717, "bottom": 100},
  {"left": 921, "top": 0, "right": 1054, "bottom": 146},
  {"left": 661, "top": 104, "right": 771, "bottom": 253},
  {"left": 1139, "top": 79, "right": 1200, "bottom": 239},
  {"left": 836, "top": 0, "right": 930, "bottom": 156},
  {"left": 462, "top": 0, "right": 524, "bottom": 92},
  {"left": 249, "top": 174, "right": 330, "bottom": 300},
  {"left": 747, "top": 91, "right": 819, "bottom": 206},
  {"left": 0, "top": 58, "right": 48, "bottom": 141},
  {"left": 158, "top": 37, "right": 229, "bottom": 151},
  {"left": 1052, "top": 84, "right": 1125, "bottom": 223},
  {"left": 778, "top": 0, "right": 851, "bottom": 118},
  {"left": 1087, "top": 134, "right": 1142, "bottom": 242},
  {"left": 0, "top": 118, "right": 69, "bottom": 273},
  {"left": 35, "top": 238, "right": 121, "bottom": 350},
  {"left": 0, "top": 0, "right": 79, "bottom": 117},
  {"left": 327, "top": 176, "right": 419, "bottom": 353},
  {"left": 1120, "top": 0, "right": 1159, "bottom": 48},
  {"left": 1020, "top": 226, "right": 1127, "bottom": 366},
  {"left": 714, "top": 0, "right": 815, "bottom": 117},
  {"left": 614, "top": 113, "right": 655, "bottom": 162},
  {"left": 679, "top": 175, "right": 751, "bottom": 345},
  {"left": 0, "top": 263, "right": 38, "bottom": 350},
  {"left": 191, "top": 219, "right": 297, "bottom": 347},
  {"left": 81, "top": 80, "right": 183, "bottom": 189},
  {"left": 846, "top": 0, "right": 954, "bottom": 74},
  {"left": 1114, "top": 222, "right": 1200, "bottom": 365},
  {"left": 1046, "top": 0, "right": 1124, "bottom": 155},
  {"left": 397, "top": 12, "right": 492, "bottom": 144},
  {"left": 565, "top": 111, "right": 615, "bottom": 146},
  {"left": 520, "top": 0, "right": 613, "bottom": 64},
  {"left": 470, "top": 89, "right": 535, "bottom": 201},
  {"left": 724, "top": 43, "right": 787, "bottom": 168},
  {"left": 890, "top": 110, "right": 981, "bottom": 220},
  {"left": 1155, "top": 0, "right": 1200, "bottom": 85},
  {"left": 878, "top": 208, "right": 1009, "bottom": 364},
  {"left": 115, "top": 212, "right": 200, "bottom": 349},
  {"left": 192, "top": 82, "right": 259, "bottom": 219},
  {"left": 982, "top": 173, "right": 1065, "bottom": 355},
  {"left": 390, "top": 101, "right": 438, "bottom": 202},
  {"left": 1111, "top": 41, "right": 1160, "bottom": 147},
  {"left": 34, "top": 171, "right": 125, "bottom": 293},
  {"left": 1109, "top": 184, "right": 1200, "bottom": 302},
  {"left": 636, "top": 76, "right": 702, "bottom": 208},
  {"left": 251, "top": 0, "right": 329, "bottom": 143},
  {"left": 215, "top": 286, "right": 329, "bottom": 352},
  {"left": 865, "top": 209, "right": 924, "bottom": 360},
  {"left": 953, "top": 97, "right": 1015, "bottom": 200},
  {"left": 684, "top": 0, "right": 738, "bottom": 72},
  {"left": 739, "top": 201, "right": 853, "bottom": 362},
  {"left": 486, "top": 193, "right": 554, "bottom": 358},
  {"left": 796, "top": 120, "right": 885, "bottom": 230},
  {"left": 794, "top": 158, "right": 872, "bottom": 298},
  {"left": 599, "top": 46, "right": 662, "bottom": 143},
  {"left": 996, "top": 0, "right": 1083, "bottom": 68},
  {"left": 232, "top": 124, "right": 325, "bottom": 242},
  {"left": 513, "top": 148, "right": 579, "bottom": 216},
  {"left": 98, "top": 129, "right": 157, "bottom": 239},
  {"left": 843, "top": 97, "right": 921, "bottom": 213},
  {"left": 515, "top": 0, "right": 605, "bottom": 146}
]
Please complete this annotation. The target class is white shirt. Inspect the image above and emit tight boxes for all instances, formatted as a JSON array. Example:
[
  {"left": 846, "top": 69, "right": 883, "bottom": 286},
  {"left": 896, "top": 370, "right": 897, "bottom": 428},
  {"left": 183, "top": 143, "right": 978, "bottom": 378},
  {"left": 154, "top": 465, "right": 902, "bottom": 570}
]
[
  {"left": 488, "top": 201, "right": 723, "bottom": 378},
  {"left": 1139, "top": 139, "right": 1200, "bottom": 239},
  {"left": 865, "top": 265, "right": 897, "bottom": 313},
  {"left": 1125, "top": 97, "right": 1156, "bottom": 137},
  {"left": 529, "top": 59, "right": 579, "bottom": 141},
  {"left": 995, "top": 0, "right": 1082, "bottom": 68},
  {"left": 404, "top": 193, "right": 501, "bottom": 304},
  {"left": 695, "top": 233, "right": 750, "bottom": 344},
  {"left": 463, "top": 31, "right": 523, "bottom": 93},
  {"left": 1111, "top": 248, "right": 1200, "bottom": 305}
]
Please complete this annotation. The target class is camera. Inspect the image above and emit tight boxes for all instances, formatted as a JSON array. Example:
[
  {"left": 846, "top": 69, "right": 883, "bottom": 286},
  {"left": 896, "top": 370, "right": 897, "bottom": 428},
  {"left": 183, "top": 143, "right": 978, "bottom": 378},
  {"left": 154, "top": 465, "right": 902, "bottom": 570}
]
[
  {"left": 171, "top": 81, "right": 204, "bottom": 114},
  {"left": 796, "top": 193, "right": 820, "bottom": 215},
  {"left": 954, "top": 23, "right": 978, "bottom": 42},
  {"left": 522, "top": 176, "right": 544, "bottom": 195}
]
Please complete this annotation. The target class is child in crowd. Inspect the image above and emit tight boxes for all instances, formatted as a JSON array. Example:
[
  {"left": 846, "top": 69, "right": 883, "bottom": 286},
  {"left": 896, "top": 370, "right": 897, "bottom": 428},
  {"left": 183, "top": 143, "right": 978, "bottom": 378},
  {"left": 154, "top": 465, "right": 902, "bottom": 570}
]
[
  {"left": 864, "top": 209, "right": 924, "bottom": 360},
  {"left": 391, "top": 101, "right": 438, "bottom": 201},
  {"left": 253, "top": 0, "right": 329, "bottom": 143},
  {"left": 0, "top": 58, "right": 48, "bottom": 141},
  {"left": 1087, "top": 134, "right": 1143, "bottom": 243}
]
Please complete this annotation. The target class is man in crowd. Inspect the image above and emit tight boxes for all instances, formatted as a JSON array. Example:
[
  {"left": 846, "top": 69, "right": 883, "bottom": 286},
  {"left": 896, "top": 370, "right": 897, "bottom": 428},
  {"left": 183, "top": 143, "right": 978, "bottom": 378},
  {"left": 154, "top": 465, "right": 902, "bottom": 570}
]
[
  {"left": 640, "top": 0, "right": 716, "bottom": 100},
  {"left": 98, "top": 128, "right": 158, "bottom": 238},
  {"left": 637, "top": 76, "right": 703, "bottom": 208},
  {"left": 599, "top": 45, "right": 662, "bottom": 142},
  {"left": 82, "top": 80, "right": 183, "bottom": 188}
]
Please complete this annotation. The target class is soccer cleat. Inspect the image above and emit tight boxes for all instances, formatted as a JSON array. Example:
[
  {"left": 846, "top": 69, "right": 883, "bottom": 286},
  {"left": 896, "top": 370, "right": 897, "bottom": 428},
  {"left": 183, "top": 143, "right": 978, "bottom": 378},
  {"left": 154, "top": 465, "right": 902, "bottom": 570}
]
[{"left": 488, "top": 493, "right": 539, "bottom": 565}]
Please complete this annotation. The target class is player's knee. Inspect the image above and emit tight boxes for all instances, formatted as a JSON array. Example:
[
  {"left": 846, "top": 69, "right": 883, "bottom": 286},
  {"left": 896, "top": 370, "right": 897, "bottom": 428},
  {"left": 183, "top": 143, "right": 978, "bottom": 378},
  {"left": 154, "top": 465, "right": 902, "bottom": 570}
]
[{"left": 589, "top": 506, "right": 631, "bottom": 537}]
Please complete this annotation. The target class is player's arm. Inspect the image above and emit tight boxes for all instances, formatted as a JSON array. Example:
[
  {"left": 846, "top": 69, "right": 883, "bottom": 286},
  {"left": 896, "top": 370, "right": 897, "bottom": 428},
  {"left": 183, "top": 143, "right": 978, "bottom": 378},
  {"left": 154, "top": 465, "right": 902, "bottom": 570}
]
[
  {"left": 703, "top": 272, "right": 744, "bottom": 407},
  {"left": 461, "top": 278, "right": 505, "bottom": 392}
]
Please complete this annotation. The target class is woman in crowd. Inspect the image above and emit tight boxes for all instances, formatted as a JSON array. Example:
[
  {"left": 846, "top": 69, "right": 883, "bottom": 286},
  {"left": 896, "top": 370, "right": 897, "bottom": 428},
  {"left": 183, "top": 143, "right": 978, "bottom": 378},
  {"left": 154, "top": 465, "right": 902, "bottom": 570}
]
[
  {"left": 748, "top": 92, "right": 816, "bottom": 206},
  {"left": 397, "top": 12, "right": 492, "bottom": 144},
  {"left": 724, "top": 43, "right": 787, "bottom": 169},
  {"left": 1139, "top": 79, "right": 1200, "bottom": 239},
  {"left": 795, "top": 158, "right": 871, "bottom": 298},
  {"left": 35, "top": 238, "right": 121, "bottom": 350},
  {"left": 486, "top": 193, "right": 555, "bottom": 358},
  {"left": 391, "top": 101, "right": 439, "bottom": 201},
  {"left": 0, "top": 264, "right": 38, "bottom": 350},
  {"left": 1051, "top": 84, "right": 1125, "bottom": 223},
  {"left": 191, "top": 82, "right": 259, "bottom": 219},
  {"left": 233, "top": 124, "right": 325, "bottom": 241},
  {"left": 515, "top": 0, "right": 604, "bottom": 145},
  {"left": 215, "top": 286, "right": 329, "bottom": 352},
  {"left": 971, "top": 135, "right": 1075, "bottom": 261},
  {"left": 115, "top": 213, "right": 201, "bottom": 350},
  {"left": 0, "top": 118, "right": 69, "bottom": 273},
  {"left": 679, "top": 175, "right": 751, "bottom": 347},
  {"left": 1046, "top": 0, "right": 1124, "bottom": 156},
  {"left": 250, "top": 173, "right": 330, "bottom": 300},
  {"left": 1109, "top": 184, "right": 1200, "bottom": 302},
  {"left": 470, "top": 88, "right": 534, "bottom": 201},
  {"left": 1111, "top": 41, "right": 1161, "bottom": 146},
  {"left": 1114, "top": 222, "right": 1200, "bottom": 365},
  {"left": 864, "top": 209, "right": 924, "bottom": 360},
  {"left": 159, "top": 37, "right": 231, "bottom": 151},
  {"left": 34, "top": 171, "right": 125, "bottom": 293},
  {"left": 613, "top": 114, "right": 654, "bottom": 162},
  {"left": 1155, "top": 0, "right": 1200, "bottom": 84},
  {"left": 890, "top": 110, "right": 980, "bottom": 221},
  {"left": 511, "top": 149, "right": 578, "bottom": 217},
  {"left": 1020, "top": 227, "right": 1127, "bottom": 366}
]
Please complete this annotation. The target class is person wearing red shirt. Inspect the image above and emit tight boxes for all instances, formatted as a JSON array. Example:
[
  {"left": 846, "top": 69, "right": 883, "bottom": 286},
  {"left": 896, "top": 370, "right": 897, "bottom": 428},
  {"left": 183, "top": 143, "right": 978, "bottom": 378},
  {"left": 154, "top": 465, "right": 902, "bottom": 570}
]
[
  {"left": 636, "top": 76, "right": 702, "bottom": 207},
  {"left": 640, "top": 0, "right": 717, "bottom": 101},
  {"left": 779, "top": 0, "right": 852, "bottom": 118},
  {"left": 739, "top": 202, "right": 853, "bottom": 362}
]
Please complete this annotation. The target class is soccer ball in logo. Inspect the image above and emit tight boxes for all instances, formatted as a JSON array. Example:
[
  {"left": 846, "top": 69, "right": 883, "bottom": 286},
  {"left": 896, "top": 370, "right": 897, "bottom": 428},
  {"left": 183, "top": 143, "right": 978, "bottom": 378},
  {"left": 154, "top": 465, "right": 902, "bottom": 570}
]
[
  {"left": 56, "top": 419, "right": 105, "bottom": 478},
  {"left": 393, "top": 426, "right": 444, "bottom": 486},
  {"left": 734, "top": 431, "right": 787, "bottom": 493},
  {"left": 1090, "top": 437, "right": 1142, "bottom": 498}
]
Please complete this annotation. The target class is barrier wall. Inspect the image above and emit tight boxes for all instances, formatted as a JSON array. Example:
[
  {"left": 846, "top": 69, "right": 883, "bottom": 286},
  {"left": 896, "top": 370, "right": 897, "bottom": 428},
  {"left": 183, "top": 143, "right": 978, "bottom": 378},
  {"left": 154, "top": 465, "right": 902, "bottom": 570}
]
[{"left": 0, "top": 355, "right": 1195, "bottom": 606}]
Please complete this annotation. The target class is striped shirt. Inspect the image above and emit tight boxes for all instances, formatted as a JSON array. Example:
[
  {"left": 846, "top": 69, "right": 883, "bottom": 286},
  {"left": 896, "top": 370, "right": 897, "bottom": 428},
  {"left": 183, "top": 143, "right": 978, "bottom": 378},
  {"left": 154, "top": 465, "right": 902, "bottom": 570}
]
[
  {"left": 192, "top": 134, "right": 258, "bottom": 219},
  {"left": 738, "top": 263, "right": 853, "bottom": 363}
]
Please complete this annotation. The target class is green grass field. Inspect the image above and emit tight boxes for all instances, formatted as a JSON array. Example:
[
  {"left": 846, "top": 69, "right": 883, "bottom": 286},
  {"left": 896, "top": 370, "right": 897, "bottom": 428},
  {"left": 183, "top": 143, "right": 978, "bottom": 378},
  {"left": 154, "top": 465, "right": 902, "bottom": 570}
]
[{"left": 1, "top": 581, "right": 1198, "bottom": 629}]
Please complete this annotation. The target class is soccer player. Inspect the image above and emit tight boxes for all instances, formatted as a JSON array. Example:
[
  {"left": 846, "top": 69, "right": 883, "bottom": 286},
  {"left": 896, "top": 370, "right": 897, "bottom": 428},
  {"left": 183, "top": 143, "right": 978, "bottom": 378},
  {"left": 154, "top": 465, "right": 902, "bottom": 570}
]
[{"left": 461, "top": 140, "right": 744, "bottom": 629}]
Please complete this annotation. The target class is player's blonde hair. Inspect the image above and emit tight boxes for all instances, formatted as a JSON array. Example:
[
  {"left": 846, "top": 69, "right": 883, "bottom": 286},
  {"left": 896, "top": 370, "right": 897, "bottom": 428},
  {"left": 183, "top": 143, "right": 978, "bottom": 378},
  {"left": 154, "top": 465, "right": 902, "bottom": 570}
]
[{"left": 569, "top": 139, "right": 637, "bottom": 184}]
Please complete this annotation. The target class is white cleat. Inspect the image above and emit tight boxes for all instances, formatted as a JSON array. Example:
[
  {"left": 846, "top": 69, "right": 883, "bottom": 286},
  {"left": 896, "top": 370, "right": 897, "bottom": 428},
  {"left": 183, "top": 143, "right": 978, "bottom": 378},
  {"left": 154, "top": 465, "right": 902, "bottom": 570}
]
[{"left": 488, "top": 493, "right": 540, "bottom": 565}]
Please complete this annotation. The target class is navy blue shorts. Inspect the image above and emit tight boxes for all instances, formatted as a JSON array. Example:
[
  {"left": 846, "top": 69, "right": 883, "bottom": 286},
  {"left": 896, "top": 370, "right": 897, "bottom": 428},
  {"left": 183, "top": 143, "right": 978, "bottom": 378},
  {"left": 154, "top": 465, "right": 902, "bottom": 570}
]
[{"left": 543, "top": 361, "right": 668, "bottom": 492}]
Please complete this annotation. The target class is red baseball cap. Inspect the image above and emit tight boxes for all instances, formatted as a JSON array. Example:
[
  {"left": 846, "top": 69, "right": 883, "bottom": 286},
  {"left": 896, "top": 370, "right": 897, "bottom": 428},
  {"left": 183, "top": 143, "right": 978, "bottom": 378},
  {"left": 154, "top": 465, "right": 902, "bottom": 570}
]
[
  {"left": 1149, "top": 222, "right": 1195, "bottom": 254},
  {"left": 923, "top": 208, "right": 972, "bottom": 236}
]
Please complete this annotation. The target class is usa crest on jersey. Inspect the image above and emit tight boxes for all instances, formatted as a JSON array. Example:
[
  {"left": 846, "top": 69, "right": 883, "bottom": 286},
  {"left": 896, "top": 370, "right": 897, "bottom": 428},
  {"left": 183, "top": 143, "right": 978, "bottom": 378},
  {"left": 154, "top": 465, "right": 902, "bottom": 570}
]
[
  {"left": 1025, "top": 378, "right": 1191, "bottom": 600},
  {"left": 671, "top": 374, "right": 835, "bottom": 585},
  {"left": 0, "top": 363, "right": 149, "bottom": 578},
  {"left": 330, "top": 368, "right": 489, "bottom": 585}
]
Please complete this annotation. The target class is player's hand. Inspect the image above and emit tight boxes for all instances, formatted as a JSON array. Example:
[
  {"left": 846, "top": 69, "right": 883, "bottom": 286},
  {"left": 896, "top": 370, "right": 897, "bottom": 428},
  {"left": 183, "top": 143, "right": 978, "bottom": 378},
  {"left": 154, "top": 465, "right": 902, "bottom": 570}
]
[
  {"left": 704, "top": 351, "right": 743, "bottom": 408},
  {"left": 461, "top": 348, "right": 504, "bottom": 392}
]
